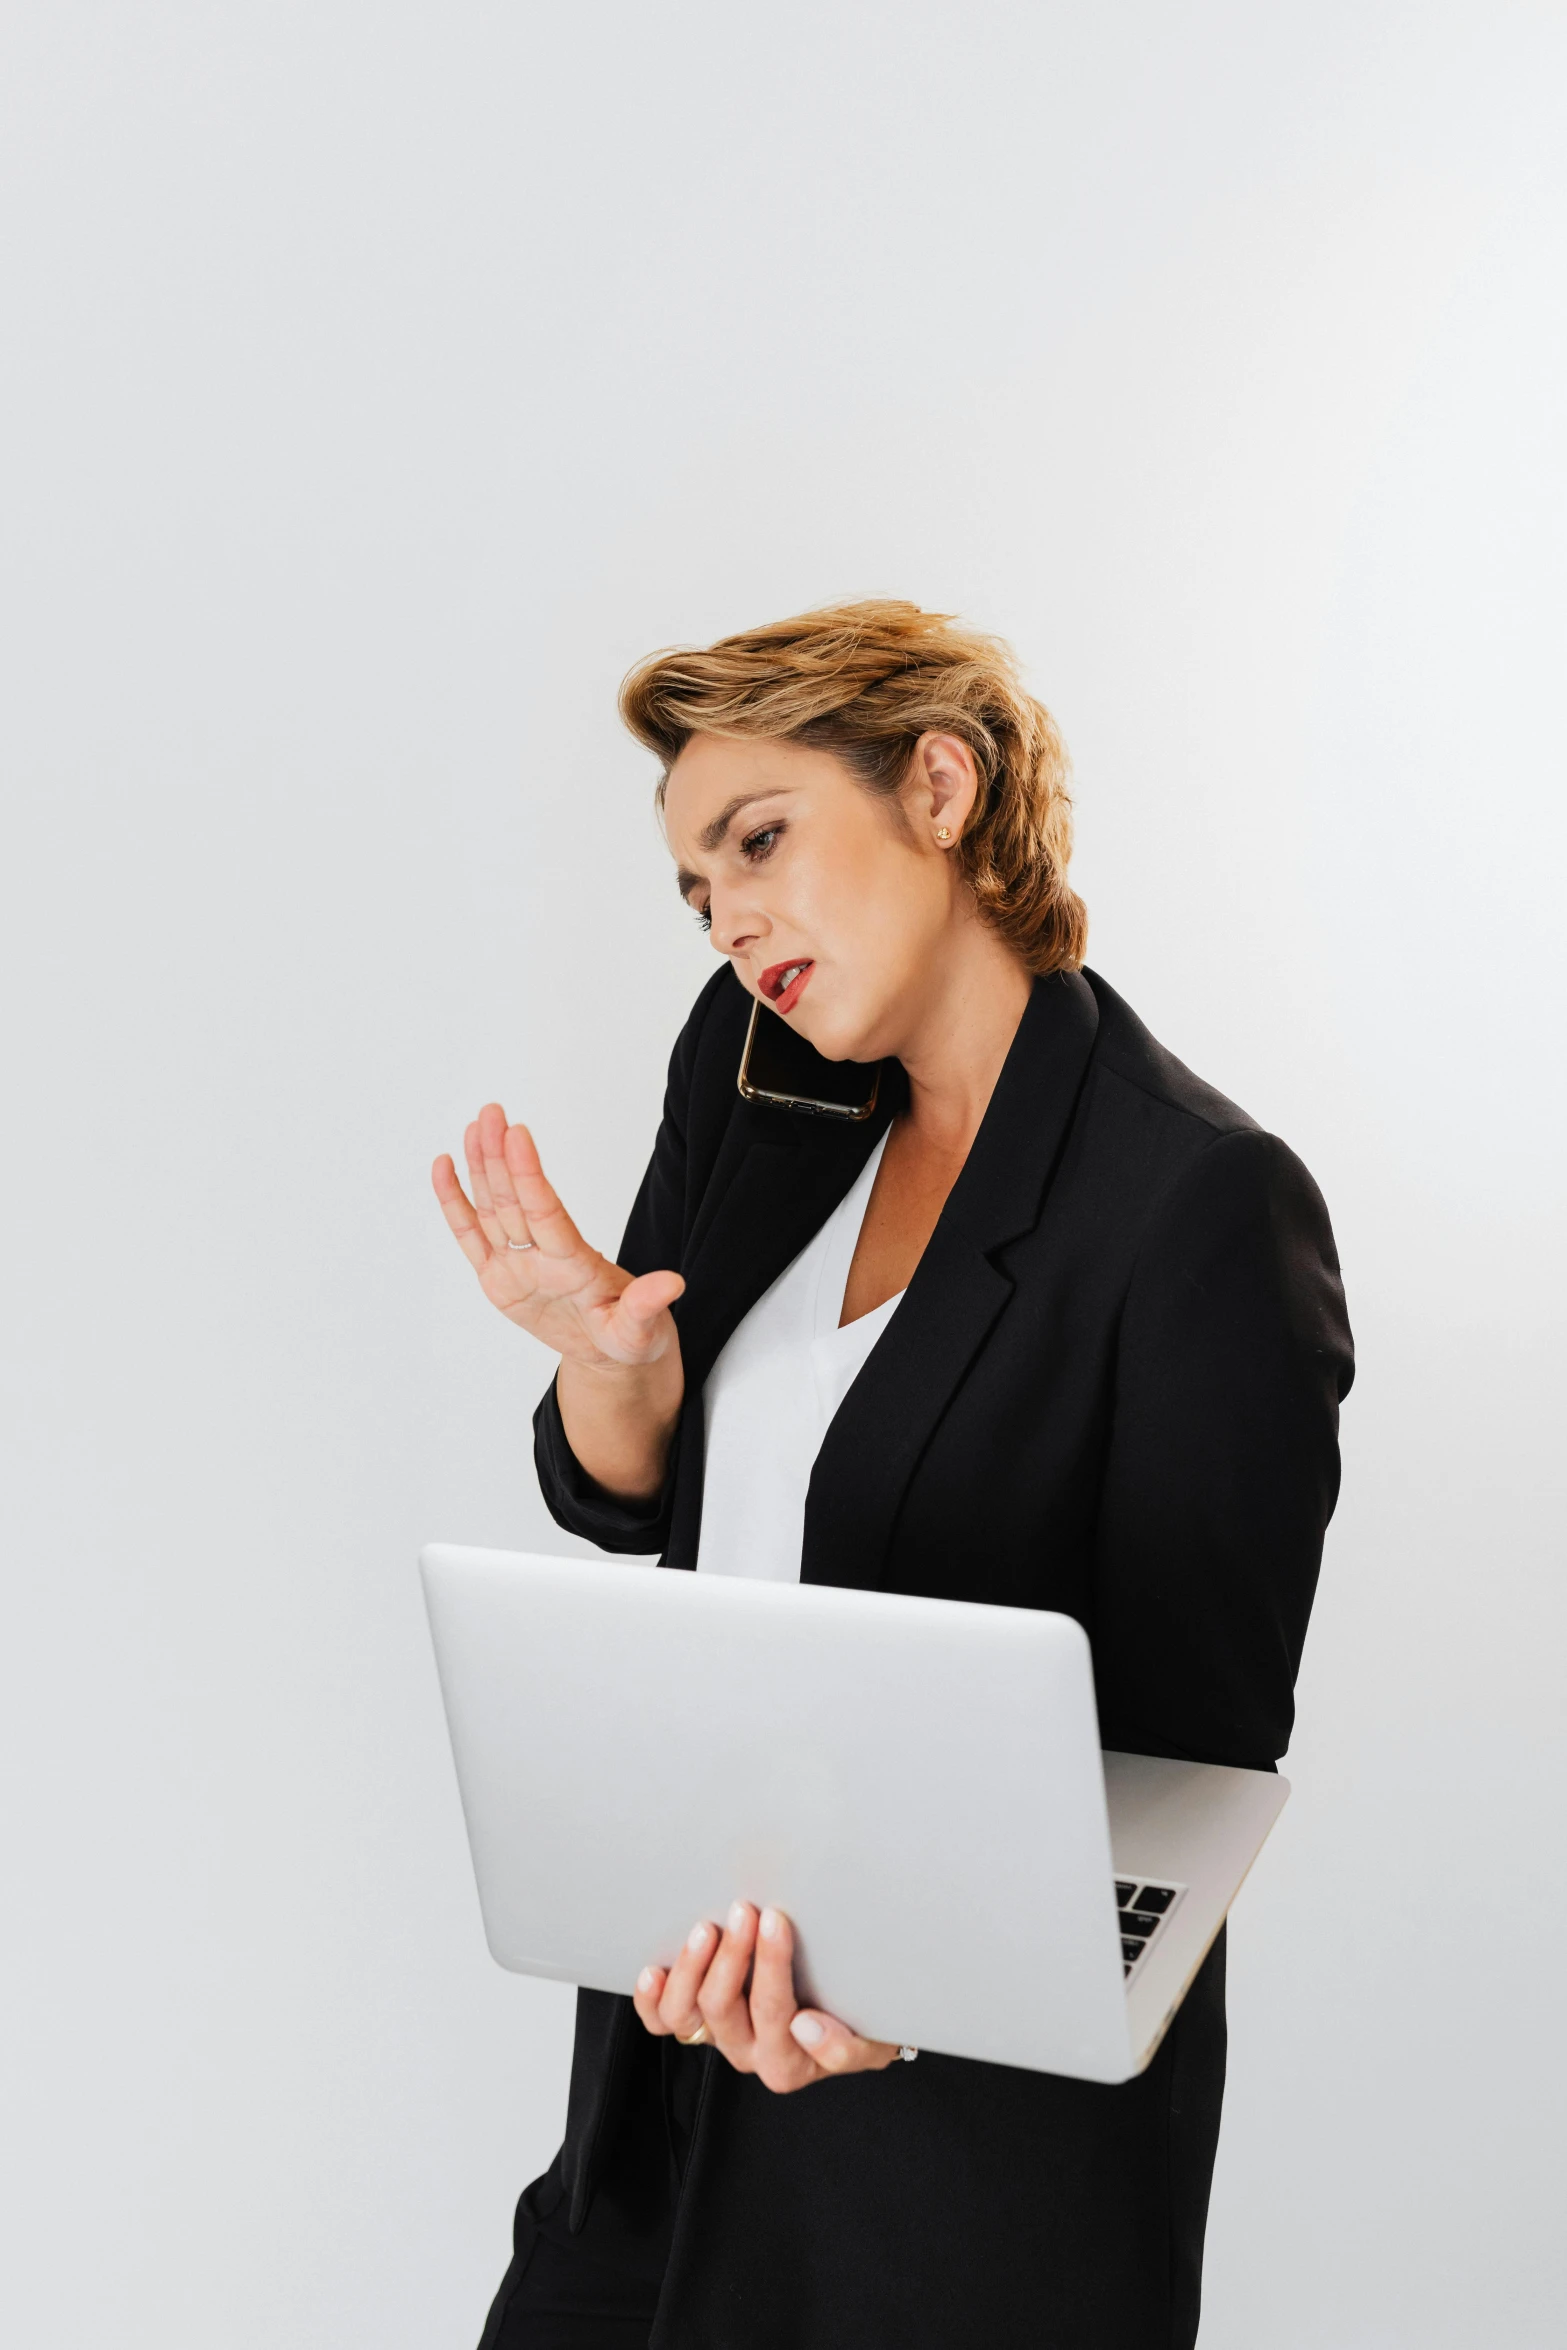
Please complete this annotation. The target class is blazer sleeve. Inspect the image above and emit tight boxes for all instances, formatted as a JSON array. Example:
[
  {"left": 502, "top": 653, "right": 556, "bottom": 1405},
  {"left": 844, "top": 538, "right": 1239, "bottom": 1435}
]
[
  {"left": 530, "top": 975, "right": 722, "bottom": 1555},
  {"left": 1092, "top": 1126, "right": 1354, "bottom": 1771}
]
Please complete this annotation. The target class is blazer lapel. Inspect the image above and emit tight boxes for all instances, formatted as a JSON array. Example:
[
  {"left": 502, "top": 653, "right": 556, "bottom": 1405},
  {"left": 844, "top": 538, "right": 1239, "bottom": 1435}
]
[
  {"left": 674, "top": 1097, "right": 895, "bottom": 1397},
  {"left": 802, "top": 971, "right": 1100, "bottom": 1593}
]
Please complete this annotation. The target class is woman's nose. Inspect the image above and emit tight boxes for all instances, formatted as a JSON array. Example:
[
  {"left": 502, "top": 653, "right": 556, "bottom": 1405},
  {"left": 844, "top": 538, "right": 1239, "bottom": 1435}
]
[{"left": 709, "top": 898, "right": 762, "bottom": 957}]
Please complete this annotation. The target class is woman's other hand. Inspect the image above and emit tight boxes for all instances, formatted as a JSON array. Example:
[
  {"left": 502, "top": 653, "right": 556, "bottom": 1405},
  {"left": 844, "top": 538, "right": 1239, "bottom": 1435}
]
[
  {"left": 633, "top": 1903, "right": 902, "bottom": 2092},
  {"left": 432, "top": 1103, "right": 684, "bottom": 1499}
]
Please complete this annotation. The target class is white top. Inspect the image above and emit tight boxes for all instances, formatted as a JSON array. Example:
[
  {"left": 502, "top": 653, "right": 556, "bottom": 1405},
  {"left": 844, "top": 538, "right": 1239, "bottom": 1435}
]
[{"left": 695, "top": 1130, "right": 903, "bottom": 1582}]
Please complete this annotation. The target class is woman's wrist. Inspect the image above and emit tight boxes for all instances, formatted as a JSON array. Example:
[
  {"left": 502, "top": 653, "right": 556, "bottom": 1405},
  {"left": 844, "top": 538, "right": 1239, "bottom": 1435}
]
[{"left": 557, "top": 1346, "right": 684, "bottom": 1504}]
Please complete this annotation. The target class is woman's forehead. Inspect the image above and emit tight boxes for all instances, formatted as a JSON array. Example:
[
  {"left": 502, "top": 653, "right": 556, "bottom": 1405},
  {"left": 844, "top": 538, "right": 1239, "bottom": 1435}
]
[{"left": 662, "top": 737, "right": 834, "bottom": 853}]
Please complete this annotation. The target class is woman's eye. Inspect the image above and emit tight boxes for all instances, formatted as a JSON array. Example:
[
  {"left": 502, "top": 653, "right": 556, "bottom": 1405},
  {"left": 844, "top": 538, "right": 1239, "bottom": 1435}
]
[{"left": 686, "top": 825, "right": 779, "bottom": 934}]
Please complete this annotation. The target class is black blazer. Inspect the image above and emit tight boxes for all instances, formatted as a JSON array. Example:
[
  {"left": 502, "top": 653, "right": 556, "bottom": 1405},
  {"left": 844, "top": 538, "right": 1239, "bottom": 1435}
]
[{"left": 526, "top": 965, "right": 1353, "bottom": 2340}]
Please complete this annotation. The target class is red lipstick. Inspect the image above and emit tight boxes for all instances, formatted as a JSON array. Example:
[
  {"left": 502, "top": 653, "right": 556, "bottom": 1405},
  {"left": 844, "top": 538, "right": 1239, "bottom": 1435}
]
[{"left": 759, "top": 958, "right": 814, "bottom": 1017}]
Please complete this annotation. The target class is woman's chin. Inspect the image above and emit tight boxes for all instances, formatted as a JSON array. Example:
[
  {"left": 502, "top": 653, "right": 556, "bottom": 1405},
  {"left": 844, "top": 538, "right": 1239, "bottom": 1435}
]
[{"left": 797, "top": 1011, "right": 883, "bottom": 1067}]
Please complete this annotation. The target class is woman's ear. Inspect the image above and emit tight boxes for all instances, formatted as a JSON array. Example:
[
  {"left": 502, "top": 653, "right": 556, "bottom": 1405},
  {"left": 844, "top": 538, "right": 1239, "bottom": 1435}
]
[{"left": 911, "top": 732, "right": 980, "bottom": 849}]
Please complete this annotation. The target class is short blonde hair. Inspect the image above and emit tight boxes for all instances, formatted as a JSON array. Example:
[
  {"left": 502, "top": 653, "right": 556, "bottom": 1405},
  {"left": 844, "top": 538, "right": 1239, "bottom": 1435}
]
[{"left": 619, "top": 599, "right": 1087, "bottom": 976}]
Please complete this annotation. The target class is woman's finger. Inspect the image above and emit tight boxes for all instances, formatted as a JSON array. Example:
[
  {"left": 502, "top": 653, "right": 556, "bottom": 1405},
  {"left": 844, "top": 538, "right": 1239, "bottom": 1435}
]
[
  {"left": 431, "top": 1155, "right": 492, "bottom": 1274},
  {"left": 633, "top": 1964, "right": 671, "bottom": 2036},
  {"left": 477, "top": 1102, "right": 534, "bottom": 1248},
  {"left": 787, "top": 2010, "right": 902, "bottom": 2077},
  {"left": 655, "top": 1919, "right": 720, "bottom": 2040},
  {"left": 696, "top": 1902, "right": 761, "bottom": 2062},
  {"left": 463, "top": 1120, "right": 512, "bottom": 1253},
  {"left": 500, "top": 1122, "right": 595, "bottom": 1264},
  {"left": 746, "top": 1907, "right": 819, "bottom": 2093}
]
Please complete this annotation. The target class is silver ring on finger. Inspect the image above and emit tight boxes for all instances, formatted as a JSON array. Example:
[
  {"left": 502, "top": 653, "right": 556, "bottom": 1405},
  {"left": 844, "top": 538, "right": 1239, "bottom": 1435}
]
[
  {"left": 897, "top": 2045, "right": 919, "bottom": 2062},
  {"left": 505, "top": 1237, "right": 537, "bottom": 1252},
  {"left": 676, "top": 2024, "right": 710, "bottom": 2047}
]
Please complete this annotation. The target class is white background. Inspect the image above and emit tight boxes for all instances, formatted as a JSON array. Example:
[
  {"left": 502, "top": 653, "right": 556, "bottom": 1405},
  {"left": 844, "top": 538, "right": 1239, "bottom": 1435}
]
[{"left": 3, "top": 5, "right": 1564, "bottom": 2343}]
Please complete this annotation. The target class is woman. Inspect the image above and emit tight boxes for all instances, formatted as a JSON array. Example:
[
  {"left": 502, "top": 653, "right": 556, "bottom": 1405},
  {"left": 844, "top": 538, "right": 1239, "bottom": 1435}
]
[{"left": 432, "top": 601, "right": 1354, "bottom": 2350}]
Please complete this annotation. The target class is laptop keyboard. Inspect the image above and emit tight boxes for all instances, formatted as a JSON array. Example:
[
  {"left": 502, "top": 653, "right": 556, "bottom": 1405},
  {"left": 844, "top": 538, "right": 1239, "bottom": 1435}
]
[{"left": 1116, "top": 1878, "right": 1184, "bottom": 1980}]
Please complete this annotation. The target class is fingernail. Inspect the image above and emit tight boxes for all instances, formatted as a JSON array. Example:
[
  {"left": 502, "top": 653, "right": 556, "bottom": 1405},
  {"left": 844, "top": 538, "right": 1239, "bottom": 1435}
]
[
  {"left": 790, "top": 2013, "right": 825, "bottom": 2048},
  {"left": 727, "top": 1901, "right": 749, "bottom": 1934},
  {"left": 759, "top": 1907, "right": 782, "bottom": 1940},
  {"left": 637, "top": 1968, "right": 656, "bottom": 1994},
  {"left": 687, "top": 1921, "right": 712, "bottom": 1953}
]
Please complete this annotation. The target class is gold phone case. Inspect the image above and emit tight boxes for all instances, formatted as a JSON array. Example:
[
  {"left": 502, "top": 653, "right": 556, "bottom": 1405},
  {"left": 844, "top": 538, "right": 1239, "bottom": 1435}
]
[{"left": 736, "top": 998, "right": 880, "bottom": 1122}]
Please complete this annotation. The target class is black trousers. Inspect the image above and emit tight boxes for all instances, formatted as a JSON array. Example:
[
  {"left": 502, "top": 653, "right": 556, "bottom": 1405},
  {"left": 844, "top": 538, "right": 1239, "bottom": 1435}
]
[
  {"left": 482, "top": 1932, "right": 1227, "bottom": 2350},
  {"left": 479, "top": 2159, "right": 672, "bottom": 2350},
  {"left": 481, "top": 2037, "right": 698, "bottom": 2350}
]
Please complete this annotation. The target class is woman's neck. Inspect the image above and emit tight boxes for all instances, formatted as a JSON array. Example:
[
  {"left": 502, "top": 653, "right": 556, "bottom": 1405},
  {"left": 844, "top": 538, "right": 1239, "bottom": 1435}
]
[{"left": 892, "top": 922, "right": 1035, "bottom": 1161}]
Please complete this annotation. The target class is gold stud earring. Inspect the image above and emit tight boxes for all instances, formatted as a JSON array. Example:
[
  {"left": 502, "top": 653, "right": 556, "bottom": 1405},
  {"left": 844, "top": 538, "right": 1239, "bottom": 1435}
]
[{"left": 936, "top": 826, "right": 953, "bottom": 842}]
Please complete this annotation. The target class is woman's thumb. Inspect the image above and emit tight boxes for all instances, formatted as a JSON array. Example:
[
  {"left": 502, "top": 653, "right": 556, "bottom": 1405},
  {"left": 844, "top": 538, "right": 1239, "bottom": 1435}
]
[{"left": 618, "top": 1269, "right": 685, "bottom": 1328}]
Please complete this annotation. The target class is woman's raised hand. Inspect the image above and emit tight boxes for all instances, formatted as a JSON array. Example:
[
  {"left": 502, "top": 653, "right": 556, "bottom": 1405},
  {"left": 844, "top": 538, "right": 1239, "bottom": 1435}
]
[
  {"left": 432, "top": 1113, "right": 681, "bottom": 1513},
  {"left": 633, "top": 1903, "right": 902, "bottom": 2092},
  {"left": 433, "top": 1105, "right": 685, "bottom": 1499},
  {"left": 432, "top": 1103, "right": 685, "bottom": 1371}
]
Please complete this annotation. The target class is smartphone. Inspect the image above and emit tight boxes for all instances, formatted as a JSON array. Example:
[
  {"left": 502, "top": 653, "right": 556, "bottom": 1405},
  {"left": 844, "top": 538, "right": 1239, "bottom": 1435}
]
[{"left": 736, "top": 997, "right": 881, "bottom": 1121}]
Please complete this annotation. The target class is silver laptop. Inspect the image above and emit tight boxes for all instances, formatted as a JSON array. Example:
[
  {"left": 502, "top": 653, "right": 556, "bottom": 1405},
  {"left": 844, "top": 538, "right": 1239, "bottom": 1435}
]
[{"left": 420, "top": 1544, "right": 1289, "bottom": 2083}]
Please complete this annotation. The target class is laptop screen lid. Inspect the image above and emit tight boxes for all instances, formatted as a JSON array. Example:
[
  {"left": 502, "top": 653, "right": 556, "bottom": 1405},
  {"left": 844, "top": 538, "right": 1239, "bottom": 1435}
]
[{"left": 420, "top": 1544, "right": 1135, "bottom": 2082}]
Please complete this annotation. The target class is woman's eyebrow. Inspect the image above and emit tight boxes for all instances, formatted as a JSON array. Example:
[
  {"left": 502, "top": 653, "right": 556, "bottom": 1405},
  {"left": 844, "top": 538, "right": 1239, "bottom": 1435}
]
[
  {"left": 676, "top": 788, "right": 793, "bottom": 899},
  {"left": 696, "top": 789, "right": 781, "bottom": 853}
]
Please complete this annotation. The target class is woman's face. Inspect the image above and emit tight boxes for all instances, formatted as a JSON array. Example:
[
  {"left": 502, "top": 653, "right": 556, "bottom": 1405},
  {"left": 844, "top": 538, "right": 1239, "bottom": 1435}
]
[{"left": 662, "top": 734, "right": 972, "bottom": 1066}]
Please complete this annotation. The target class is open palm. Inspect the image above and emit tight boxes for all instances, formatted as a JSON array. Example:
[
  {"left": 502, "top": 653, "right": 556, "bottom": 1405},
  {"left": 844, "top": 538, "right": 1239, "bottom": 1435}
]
[{"left": 432, "top": 1102, "right": 684, "bottom": 1369}]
